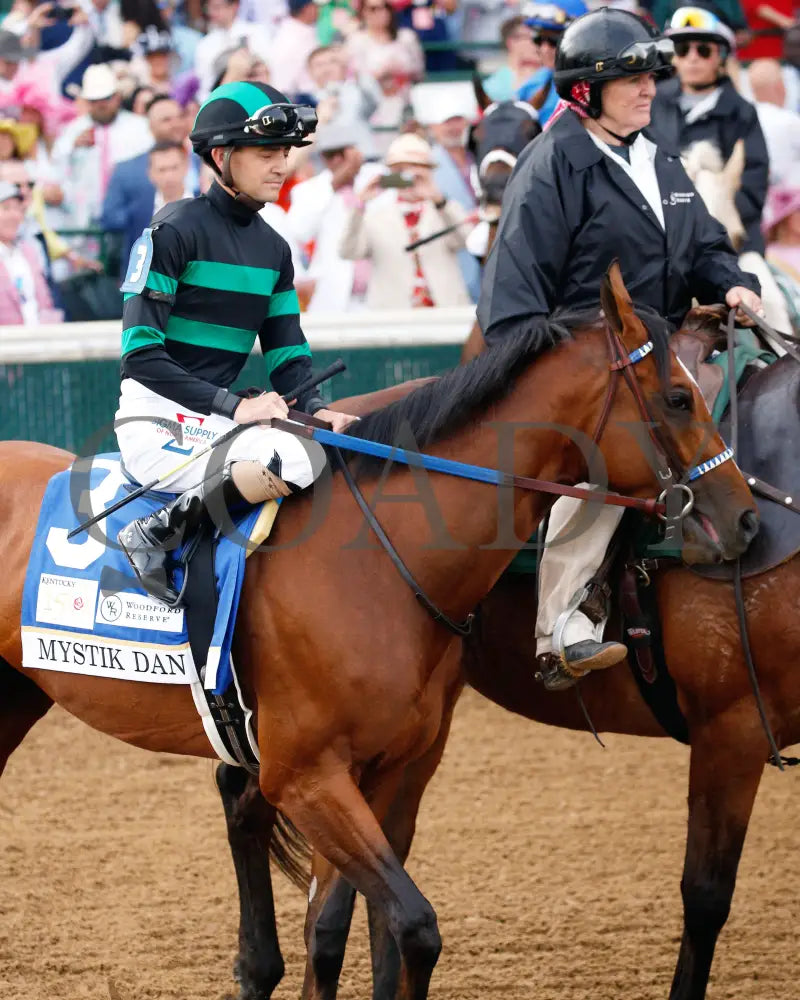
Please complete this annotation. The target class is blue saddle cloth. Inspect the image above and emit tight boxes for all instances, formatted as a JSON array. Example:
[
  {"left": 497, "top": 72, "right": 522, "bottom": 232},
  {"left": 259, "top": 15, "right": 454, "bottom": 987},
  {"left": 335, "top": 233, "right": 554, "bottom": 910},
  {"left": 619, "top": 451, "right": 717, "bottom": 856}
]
[{"left": 21, "top": 454, "right": 265, "bottom": 695}]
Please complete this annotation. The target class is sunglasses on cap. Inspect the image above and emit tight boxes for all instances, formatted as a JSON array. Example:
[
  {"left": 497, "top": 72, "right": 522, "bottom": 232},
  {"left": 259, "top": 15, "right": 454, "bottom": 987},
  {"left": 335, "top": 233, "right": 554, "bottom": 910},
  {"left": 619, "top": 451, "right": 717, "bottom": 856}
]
[
  {"left": 595, "top": 37, "right": 674, "bottom": 74},
  {"left": 533, "top": 34, "right": 558, "bottom": 47},
  {"left": 242, "top": 103, "right": 318, "bottom": 138},
  {"left": 673, "top": 40, "right": 715, "bottom": 58}
]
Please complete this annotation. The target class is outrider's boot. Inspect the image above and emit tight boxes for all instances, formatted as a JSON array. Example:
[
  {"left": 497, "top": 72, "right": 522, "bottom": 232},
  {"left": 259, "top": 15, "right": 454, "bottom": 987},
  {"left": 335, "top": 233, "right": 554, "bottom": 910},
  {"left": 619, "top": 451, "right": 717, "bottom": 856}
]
[{"left": 118, "top": 468, "right": 244, "bottom": 605}]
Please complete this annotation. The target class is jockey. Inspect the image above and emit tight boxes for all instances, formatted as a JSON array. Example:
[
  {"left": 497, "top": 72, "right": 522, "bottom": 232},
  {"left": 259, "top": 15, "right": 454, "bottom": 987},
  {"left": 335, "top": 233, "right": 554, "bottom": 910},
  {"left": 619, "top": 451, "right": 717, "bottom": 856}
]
[
  {"left": 517, "top": 0, "right": 587, "bottom": 126},
  {"left": 115, "top": 81, "right": 357, "bottom": 604},
  {"left": 650, "top": 6, "right": 769, "bottom": 254},
  {"left": 476, "top": 9, "right": 763, "bottom": 682}
]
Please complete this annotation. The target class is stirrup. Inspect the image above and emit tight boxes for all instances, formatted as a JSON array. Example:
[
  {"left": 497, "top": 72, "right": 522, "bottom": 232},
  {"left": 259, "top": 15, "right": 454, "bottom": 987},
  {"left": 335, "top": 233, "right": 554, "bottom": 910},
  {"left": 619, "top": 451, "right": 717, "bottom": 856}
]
[{"left": 535, "top": 652, "right": 585, "bottom": 691}]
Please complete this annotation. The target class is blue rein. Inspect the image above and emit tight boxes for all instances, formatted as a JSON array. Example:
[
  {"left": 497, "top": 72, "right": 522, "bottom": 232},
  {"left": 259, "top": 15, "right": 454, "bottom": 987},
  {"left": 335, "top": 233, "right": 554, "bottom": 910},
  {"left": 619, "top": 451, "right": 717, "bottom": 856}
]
[{"left": 275, "top": 340, "right": 735, "bottom": 508}]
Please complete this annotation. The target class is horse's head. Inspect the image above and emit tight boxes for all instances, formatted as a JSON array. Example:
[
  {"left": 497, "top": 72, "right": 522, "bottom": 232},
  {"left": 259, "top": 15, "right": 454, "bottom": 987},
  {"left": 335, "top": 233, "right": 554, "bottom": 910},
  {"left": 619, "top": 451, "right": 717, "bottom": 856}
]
[
  {"left": 587, "top": 263, "right": 757, "bottom": 563},
  {"left": 683, "top": 140, "right": 746, "bottom": 251},
  {"left": 469, "top": 73, "right": 544, "bottom": 228}
]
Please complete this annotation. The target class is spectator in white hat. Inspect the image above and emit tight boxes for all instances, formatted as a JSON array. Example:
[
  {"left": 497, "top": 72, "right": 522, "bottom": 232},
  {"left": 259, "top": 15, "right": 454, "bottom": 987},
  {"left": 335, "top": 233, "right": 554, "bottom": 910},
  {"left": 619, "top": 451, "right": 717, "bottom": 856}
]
[
  {"left": 289, "top": 120, "right": 382, "bottom": 312},
  {"left": 0, "top": 180, "right": 62, "bottom": 325},
  {"left": 339, "top": 132, "right": 472, "bottom": 309},
  {"left": 49, "top": 63, "right": 151, "bottom": 230}
]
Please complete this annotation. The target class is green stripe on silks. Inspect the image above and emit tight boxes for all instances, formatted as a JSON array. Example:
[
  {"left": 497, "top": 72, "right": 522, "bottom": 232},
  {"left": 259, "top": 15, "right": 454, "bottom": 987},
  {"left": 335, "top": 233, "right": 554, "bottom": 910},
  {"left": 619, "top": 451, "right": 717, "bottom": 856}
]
[
  {"left": 164, "top": 314, "right": 256, "bottom": 355},
  {"left": 180, "top": 260, "right": 279, "bottom": 296},
  {"left": 267, "top": 289, "right": 300, "bottom": 317},
  {"left": 146, "top": 270, "right": 178, "bottom": 295},
  {"left": 197, "top": 82, "right": 274, "bottom": 118},
  {"left": 710, "top": 329, "right": 776, "bottom": 424},
  {"left": 121, "top": 324, "right": 165, "bottom": 354},
  {"left": 264, "top": 342, "right": 311, "bottom": 378}
]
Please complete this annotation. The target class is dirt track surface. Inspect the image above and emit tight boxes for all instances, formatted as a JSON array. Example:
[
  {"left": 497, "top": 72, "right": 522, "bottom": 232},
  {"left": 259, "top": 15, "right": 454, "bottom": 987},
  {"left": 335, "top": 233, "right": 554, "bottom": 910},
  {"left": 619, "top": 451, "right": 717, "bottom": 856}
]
[{"left": 2, "top": 688, "right": 798, "bottom": 1000}]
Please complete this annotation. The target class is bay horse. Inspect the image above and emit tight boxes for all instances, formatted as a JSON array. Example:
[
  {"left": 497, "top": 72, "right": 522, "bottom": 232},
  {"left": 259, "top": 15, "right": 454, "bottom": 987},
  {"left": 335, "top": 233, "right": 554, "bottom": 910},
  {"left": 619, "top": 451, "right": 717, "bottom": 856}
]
[
  {"left": 0, "top": 268, "right": 754, "bottom": 1000},
  {"left": 263, "top": 318, "right": 800, "bottom": 999}
]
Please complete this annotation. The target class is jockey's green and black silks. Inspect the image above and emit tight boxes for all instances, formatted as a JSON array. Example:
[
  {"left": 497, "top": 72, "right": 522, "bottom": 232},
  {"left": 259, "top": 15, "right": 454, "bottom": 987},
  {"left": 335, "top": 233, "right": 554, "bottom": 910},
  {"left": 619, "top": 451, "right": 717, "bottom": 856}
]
[{"left": 120, "top": 182, "right": 323, "bottom": 418}]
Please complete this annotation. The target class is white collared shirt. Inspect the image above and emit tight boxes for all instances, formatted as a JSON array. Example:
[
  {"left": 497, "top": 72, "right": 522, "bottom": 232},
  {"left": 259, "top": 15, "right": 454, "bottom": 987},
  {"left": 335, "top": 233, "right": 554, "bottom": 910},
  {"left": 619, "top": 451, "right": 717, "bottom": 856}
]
[
  {"left": 0, "top": 240, "right": 38, "bottom": 325},
  {"left": 587, "top": 131, "right": 666, "bottom": 229}
]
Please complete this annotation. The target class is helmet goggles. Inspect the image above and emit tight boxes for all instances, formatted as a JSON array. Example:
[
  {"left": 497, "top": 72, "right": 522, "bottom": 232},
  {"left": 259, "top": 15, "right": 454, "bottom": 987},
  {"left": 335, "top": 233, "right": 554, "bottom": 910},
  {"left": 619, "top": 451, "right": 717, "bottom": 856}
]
[
  {"left": 243, "top": 102, "right": 318, "bottom": 139},
  {"left": 596, "top": 37, "right": 674, "bottom": 74}
]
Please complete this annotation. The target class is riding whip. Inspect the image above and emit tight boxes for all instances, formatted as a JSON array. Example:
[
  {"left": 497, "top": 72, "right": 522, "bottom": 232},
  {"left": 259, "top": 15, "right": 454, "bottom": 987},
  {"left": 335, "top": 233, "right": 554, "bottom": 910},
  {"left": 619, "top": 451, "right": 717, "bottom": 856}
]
[
  {"left": 404, "top": 212, "right": 480, "bottom": 252},
  {"left": 67, "top": 359, "right": 346, "bottom": 539}
]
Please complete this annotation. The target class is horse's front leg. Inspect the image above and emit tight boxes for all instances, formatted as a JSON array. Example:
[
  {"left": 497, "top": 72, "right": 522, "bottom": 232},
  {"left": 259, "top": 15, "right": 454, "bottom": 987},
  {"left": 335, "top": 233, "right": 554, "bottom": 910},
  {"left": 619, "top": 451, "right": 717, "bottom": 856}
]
[
  {"left": 303, "top": 686, "right": 462, "bottom": 1000},
  {"left": 670, "top": 710, "right": 766, "bottom": 1000},
  {"left": 216, "top": 763, "right": 284, "bottom": 1000}
]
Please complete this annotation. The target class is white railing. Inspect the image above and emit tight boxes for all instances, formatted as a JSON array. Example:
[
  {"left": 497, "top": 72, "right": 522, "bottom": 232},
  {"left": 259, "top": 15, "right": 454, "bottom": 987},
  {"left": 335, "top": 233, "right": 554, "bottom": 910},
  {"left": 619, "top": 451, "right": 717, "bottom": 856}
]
[{"left": 0, "top": 307, "right": 477, "bottom": 364}]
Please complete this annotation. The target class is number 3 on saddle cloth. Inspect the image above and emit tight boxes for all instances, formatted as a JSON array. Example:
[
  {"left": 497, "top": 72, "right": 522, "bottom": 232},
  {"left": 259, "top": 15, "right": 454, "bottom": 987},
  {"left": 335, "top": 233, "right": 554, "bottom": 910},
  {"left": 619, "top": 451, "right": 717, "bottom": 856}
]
[{"left": 20, "top": 455, "right": 277, "bottom": 771}]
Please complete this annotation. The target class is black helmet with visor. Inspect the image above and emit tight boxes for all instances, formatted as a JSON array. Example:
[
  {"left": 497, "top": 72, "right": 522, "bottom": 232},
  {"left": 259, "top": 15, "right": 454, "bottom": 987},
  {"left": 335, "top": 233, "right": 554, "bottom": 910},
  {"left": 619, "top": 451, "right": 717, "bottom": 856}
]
[
  {"left": 554, "top": 9, "right": 674, "bottom": 116},
  {"left": 190, "top": 81, "right": 317, "bottom": 209},
  {"left": 190, "top": 81, "right": 317, "bottom": 156}
]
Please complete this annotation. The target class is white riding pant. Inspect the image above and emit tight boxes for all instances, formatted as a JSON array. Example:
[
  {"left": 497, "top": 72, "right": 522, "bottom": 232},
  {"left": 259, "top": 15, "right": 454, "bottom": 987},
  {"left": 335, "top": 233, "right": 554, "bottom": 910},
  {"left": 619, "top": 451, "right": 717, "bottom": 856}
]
[
  {"left": 115, "top": 379, "right": 326, "bottom": 492},
  {"left": 535, "top": 485, "right": 624, "bottom": 655}
]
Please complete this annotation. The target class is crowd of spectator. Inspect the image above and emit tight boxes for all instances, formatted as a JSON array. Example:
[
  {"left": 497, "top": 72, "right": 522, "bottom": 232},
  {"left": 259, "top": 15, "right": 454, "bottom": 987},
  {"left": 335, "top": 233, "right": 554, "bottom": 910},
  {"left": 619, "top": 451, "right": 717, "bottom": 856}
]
[{"left": 0, "top": 0, "right": 796, "bottom": 328}]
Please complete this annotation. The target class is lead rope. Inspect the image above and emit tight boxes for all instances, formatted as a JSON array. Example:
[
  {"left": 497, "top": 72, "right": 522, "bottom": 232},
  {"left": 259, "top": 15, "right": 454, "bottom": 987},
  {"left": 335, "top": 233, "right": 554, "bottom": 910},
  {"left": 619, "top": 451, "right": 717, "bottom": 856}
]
[{"left": 726, "top": 308, "right": 785, "bottom": 770}]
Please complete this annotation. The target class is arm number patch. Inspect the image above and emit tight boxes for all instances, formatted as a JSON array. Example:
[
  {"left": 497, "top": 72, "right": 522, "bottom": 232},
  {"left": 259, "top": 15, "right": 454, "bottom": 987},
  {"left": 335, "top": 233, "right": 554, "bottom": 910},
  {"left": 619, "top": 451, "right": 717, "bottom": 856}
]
[{"left": 121, "top": 228, "right": 154, "bottom": 294}]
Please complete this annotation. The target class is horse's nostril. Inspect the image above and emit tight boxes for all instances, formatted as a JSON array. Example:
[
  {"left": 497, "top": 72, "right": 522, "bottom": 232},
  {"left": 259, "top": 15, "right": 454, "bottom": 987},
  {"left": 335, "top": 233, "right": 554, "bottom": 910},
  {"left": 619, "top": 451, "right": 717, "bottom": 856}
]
[{"left": 739, "top": 509, "right": 759, "bottom": 543}]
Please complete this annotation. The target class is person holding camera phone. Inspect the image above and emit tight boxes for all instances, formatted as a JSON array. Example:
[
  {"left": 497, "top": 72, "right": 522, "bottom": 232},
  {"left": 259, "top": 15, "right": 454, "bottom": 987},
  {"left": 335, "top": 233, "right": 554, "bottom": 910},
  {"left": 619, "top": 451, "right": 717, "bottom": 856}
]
[{"left": 338, "top": 130, "right": 472, "bottom": 308}]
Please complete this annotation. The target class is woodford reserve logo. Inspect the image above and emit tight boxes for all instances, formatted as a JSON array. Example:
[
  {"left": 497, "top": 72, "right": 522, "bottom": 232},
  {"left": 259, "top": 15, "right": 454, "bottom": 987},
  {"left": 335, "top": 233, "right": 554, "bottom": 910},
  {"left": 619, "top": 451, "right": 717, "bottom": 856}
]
[{"left": 20, "top": 629, "right": 199, "bottom": 685}]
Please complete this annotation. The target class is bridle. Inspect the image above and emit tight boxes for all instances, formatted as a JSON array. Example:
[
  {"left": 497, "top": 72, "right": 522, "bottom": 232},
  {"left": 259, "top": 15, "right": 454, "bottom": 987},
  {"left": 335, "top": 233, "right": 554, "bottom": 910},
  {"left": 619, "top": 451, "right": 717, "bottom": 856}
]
[
  {"left": 592, "top": 320, "right": 733, "bottom": 540},
  {"left": 276, "top": 317, "right": 735, "bottom": 636}
]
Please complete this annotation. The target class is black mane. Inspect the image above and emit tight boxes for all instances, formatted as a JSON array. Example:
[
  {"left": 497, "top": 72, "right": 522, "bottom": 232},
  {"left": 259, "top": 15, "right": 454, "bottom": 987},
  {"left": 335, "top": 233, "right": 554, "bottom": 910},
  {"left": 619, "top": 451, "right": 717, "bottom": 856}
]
[{"left": 342, "top": 305, "right": 672, "bottom": 473}]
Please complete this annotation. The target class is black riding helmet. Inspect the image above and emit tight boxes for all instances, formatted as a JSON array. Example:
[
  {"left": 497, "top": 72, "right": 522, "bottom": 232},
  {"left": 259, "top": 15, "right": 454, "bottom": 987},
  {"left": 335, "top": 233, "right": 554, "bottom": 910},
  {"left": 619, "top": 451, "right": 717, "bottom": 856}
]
[
  {"left": 190, "top": 81, "right": 318, "bottom": 207},
  {"left": 554, "top": 9, "right": 674, "bottom": 118}
]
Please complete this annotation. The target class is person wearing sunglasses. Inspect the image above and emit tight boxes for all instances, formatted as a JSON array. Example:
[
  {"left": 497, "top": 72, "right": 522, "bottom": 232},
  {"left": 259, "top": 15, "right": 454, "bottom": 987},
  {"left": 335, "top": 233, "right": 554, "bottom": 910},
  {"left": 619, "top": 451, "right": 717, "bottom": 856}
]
[
  {"left": 650, "top": 6, "right": 769, "bottom": 254},
  {"left": 115, "top": 81, "right": 358, "bottom": 603},
  {"left": 478, "top": 8, "right": 762, "bottom": 682},
  {"left": 516, "top": 0, "right": 586, "bottom": 126}
]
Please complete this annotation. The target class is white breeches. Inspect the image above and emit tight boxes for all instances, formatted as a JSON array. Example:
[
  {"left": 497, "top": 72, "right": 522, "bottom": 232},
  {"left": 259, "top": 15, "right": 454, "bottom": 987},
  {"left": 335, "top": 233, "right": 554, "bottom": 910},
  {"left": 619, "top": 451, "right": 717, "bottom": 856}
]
[
  {"left": 115, "top": 379, "right": 326, "bottom": 492},
  {"left": 535, "top": 484, "right": 625, "bottom": 655}
]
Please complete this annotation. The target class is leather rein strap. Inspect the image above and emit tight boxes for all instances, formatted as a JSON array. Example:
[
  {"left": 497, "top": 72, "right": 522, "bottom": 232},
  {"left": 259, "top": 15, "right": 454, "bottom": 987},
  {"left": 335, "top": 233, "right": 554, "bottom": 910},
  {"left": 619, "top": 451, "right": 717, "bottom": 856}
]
[
  {"left": 725, "top": 306, "right": 785, "bottom": 769},
  {"left": 279, "top": 323, "right": 691, "bottom": 637}
]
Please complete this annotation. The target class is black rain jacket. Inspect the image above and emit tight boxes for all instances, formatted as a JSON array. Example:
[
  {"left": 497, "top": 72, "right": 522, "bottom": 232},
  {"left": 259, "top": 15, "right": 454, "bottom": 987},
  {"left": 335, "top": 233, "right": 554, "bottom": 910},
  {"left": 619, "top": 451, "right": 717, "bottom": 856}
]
[
  {"left": 650, "top": 76, "right": 769, "bottom": 254},
  {"left": 477, "top": 108, "right": 758, "bottom": 343}
]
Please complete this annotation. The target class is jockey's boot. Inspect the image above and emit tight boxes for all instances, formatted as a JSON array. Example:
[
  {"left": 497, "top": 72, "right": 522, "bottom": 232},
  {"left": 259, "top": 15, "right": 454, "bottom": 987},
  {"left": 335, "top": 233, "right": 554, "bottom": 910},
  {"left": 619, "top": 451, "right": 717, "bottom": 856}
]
[
  {"left": 118, "top": 468, "right": 246, "bottom": 606},
  {"left": 535, "top": 639, "right": 628, "bottom": 691}
]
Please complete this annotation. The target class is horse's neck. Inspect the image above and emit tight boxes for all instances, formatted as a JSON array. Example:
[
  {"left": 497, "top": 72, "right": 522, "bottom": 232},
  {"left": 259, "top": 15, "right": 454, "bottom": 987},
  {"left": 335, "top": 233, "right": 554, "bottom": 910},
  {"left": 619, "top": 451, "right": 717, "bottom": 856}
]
[{"left": 355, "top": 346, "right": 602, "bottom": 620}]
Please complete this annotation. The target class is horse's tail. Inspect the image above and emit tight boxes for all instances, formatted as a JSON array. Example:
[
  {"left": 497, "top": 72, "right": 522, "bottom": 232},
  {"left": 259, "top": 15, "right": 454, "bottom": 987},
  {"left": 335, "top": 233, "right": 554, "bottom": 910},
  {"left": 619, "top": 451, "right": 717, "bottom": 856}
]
[{"left": 270, "top": 809, "right": 312, "bottom": 892}]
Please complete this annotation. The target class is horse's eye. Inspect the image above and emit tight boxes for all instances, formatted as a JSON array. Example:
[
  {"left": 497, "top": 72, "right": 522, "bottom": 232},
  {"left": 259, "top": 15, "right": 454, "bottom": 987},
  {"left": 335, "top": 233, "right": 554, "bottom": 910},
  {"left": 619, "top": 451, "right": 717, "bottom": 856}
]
[{"left": 667, "top": 387, "right": 693, "bottom": 412}]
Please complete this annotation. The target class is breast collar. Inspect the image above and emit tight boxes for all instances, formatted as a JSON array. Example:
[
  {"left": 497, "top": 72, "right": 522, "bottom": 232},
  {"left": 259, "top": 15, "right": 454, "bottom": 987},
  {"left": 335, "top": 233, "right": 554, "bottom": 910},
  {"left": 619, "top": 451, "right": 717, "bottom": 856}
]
[{"left": 206, "top": 180, "right": 259, "bottom": 226}]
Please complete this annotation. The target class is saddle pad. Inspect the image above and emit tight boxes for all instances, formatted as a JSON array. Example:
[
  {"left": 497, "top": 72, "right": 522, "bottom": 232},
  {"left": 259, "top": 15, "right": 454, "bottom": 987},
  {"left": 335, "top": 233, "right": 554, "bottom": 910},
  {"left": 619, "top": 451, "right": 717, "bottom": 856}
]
[
  {"left": 21, "top": 454, "right": 273, "bottom": 695},
  {"left": 694, "top": 355, "right": 800, "bottom": 580}
]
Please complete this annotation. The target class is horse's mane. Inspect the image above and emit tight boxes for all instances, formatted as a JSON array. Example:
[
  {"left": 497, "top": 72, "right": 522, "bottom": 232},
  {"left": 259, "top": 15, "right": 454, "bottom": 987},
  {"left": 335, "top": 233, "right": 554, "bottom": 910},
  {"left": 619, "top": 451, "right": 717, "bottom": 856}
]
[{"left": 344, "top": 305, "right": 672, "bottom": 474}]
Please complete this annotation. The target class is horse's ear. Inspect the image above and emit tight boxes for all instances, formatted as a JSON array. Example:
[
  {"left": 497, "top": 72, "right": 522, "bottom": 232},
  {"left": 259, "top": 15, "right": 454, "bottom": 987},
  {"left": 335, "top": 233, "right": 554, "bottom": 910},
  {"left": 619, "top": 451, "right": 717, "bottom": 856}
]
[
  {"left": 679, "top": 304, "right": 728, "bottom": 353},
  {"left": 528, "top": 80, "right": 551, "bottom": 113},
  {"left": 472, "top": 72, "right": 492, "bottom": 111},
  {"left": 600, "top": 260, "right": 645, "bottom": 350},
  {"left": 722, "top": 139, "right": 745, "bottom": 194}
]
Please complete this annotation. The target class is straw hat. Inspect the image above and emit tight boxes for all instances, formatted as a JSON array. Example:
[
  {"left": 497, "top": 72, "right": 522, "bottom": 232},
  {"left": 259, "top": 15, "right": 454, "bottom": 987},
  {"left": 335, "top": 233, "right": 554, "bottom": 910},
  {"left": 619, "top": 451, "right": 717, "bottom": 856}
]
[
  {"left": 385, "top": 132, "right": 436, "bottom": 168},
  {"left": 0, "top": 118, "right": 38, "bottom": 158},
  {"left": 66, "top": 63, "right": 119, "bottom": 101}
]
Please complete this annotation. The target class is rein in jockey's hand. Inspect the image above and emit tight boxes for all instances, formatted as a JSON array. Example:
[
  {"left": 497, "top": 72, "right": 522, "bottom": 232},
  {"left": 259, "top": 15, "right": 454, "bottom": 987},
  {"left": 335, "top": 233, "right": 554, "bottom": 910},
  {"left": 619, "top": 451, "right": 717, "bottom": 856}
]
[
  {"left": 234, "top": 391, "right": 290, "bottom": 424},
  {"left": 725, "top": 286, "right": 764, "bottom": 327},
  {"left": 311, "top": 408, "right": 360, "bottom": 433}
]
